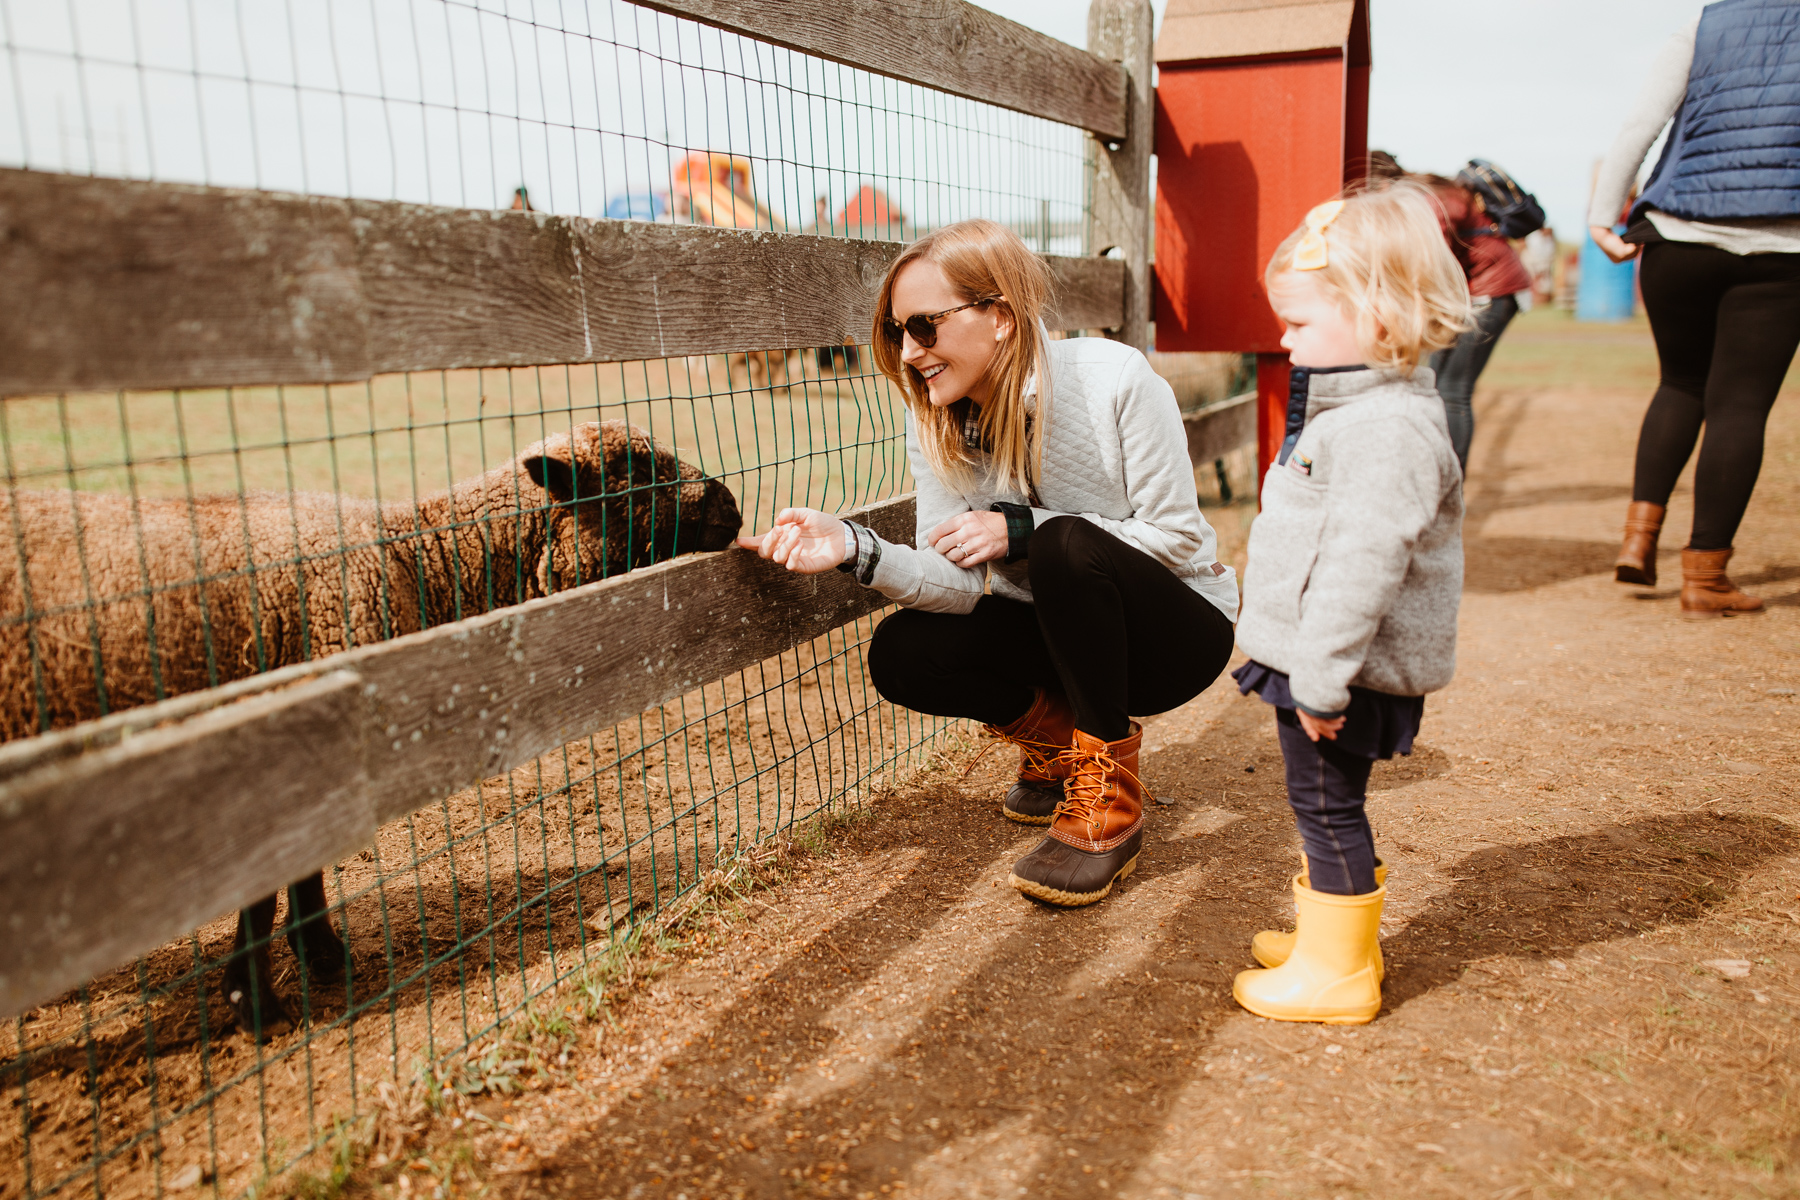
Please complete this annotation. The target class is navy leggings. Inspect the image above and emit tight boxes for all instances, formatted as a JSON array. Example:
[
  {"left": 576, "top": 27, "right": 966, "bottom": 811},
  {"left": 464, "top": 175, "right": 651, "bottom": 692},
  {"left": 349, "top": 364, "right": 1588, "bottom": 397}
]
[{"left": 1276, "top": 709, "right": 1379, "bottom": 895}]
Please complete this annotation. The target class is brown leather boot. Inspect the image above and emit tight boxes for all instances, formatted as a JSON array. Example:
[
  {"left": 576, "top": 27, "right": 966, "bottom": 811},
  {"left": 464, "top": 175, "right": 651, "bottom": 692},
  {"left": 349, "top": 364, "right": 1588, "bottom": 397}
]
[
  {"left": 1680, "top": 547, "right": 1765, "bottom": 619},
  {"left": 979, "top": 689, "right": 1077, "bottom": 825},
  {"left": 1009, "top": 723, "right": 1146, "bottom": 906},
  {"left": 1615, "top": 501, "right": 1666, "bottom": 586}
]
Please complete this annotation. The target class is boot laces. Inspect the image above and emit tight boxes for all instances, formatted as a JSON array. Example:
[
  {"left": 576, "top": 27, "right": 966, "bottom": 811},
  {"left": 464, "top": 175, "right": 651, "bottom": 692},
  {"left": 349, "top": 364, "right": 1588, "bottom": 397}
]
[
  {"left": 1054, "top": 743, "right": 1141, "bottom": 832},
  {"left": 963, "top": 724, "right": 1065, "bottom": 780}
]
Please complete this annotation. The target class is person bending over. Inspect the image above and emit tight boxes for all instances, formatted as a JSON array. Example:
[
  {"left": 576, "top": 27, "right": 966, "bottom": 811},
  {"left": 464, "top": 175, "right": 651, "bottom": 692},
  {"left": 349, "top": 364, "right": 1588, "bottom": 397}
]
[{"left": 738, "top": 218, "right": 1239, "bottom": 906}]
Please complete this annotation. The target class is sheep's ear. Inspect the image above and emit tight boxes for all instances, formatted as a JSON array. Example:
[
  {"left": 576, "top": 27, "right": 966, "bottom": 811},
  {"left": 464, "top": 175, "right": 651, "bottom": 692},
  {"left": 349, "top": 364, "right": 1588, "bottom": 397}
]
[{"left": 525, "top": 455, "right": 578, "bottom": 502}]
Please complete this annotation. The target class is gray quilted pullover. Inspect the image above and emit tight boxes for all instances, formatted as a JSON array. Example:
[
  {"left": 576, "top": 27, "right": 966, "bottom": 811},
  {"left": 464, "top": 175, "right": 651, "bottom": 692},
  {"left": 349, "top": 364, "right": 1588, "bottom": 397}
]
[
  {"left": 855, "top": 337, "right": 1239, "bottom": 623},
  {"left": 1234, "top": 365, "right": 1464, "bottom": 717}
]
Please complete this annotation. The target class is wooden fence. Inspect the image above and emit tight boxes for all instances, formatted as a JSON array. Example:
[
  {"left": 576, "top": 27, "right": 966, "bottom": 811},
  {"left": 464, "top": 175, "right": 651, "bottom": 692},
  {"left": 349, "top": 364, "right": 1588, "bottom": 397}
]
[{"left": 0, "top": 0, "right": 1158, "bottom": 1019}]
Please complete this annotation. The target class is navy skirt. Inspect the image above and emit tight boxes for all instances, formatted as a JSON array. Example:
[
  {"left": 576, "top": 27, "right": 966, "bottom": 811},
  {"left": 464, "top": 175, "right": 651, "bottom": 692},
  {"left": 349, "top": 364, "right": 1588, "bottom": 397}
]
[{"left": 1232, "top": 660, "right": 1423, "bottom": 761}]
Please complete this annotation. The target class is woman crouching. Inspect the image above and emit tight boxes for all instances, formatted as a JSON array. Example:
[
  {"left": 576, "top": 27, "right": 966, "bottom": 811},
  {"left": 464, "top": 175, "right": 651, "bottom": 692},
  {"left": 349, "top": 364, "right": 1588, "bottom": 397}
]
[{"left": 739, "top": 219, "right": 1239, "bottom": 905}]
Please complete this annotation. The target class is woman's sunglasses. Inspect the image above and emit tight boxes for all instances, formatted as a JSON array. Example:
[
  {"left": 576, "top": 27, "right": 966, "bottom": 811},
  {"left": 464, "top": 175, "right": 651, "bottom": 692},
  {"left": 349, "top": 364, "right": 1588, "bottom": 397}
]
[{"left": 881, "top": 297, "right": 999, "bottom": 348}]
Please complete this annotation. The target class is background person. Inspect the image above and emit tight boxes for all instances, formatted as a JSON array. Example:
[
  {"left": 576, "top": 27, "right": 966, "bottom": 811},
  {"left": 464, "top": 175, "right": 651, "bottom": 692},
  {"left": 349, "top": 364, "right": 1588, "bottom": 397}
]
[
  {"left": 1230, "top": 184, "right": 1471, "bottom": 1025},
  {"left": 1368, "top": 151, "right": 1533, "bottom": 472},
  {"left": 737, "top": 219, "right": 1239, "bottom": 907},
  {"left": 1593, "top": 0, "right": 1800, "bottom": 618}
]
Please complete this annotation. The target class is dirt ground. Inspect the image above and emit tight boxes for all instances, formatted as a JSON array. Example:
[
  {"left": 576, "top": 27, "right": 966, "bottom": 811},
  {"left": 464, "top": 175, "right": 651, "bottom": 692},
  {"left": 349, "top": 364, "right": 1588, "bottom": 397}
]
[
  {"left": 14, "top": 310, "right": 1800, "bottom": 1199},
  {"left": 341, "top": 310, "right": 1800, "bottom": 1200}
]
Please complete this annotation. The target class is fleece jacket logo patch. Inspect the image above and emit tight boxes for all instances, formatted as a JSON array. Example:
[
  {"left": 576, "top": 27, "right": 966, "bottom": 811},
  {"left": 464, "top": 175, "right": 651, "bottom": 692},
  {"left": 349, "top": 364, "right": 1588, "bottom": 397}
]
[{"left": 1288, "top": 453, "right": 1313, "bottom": 477}]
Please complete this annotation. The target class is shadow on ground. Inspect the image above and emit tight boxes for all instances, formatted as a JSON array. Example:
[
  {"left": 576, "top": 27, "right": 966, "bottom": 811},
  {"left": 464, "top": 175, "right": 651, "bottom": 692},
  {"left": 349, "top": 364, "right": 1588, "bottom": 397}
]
[{"left": 542, "top": 733, "right": 1793, "bottom": 1199}]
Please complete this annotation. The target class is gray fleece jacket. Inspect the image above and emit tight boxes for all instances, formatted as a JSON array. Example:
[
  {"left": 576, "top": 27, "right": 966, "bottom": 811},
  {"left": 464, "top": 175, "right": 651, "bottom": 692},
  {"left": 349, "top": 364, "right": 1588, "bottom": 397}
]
[
  {"left": 858, "top": 337, "right": 1240, "bottom": 622},
  {"left": 1234, "top": 366, "right": 1463, "bottom": 716}
]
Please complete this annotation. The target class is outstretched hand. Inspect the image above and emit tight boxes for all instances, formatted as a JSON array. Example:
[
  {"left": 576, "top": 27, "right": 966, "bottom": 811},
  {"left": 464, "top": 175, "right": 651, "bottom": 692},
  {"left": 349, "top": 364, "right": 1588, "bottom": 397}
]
[
  {"left": 736, "top": 507, "right": 851, "bottom": 575},
  {"left": 1590, "top": 224, "right": 1638, "bottom": 264}
]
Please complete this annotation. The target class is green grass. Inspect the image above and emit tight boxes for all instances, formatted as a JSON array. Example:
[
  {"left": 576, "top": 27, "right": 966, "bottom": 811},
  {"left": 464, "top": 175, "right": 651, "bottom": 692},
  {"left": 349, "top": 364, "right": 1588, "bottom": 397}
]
[{"left": 0, "top": 352, "right": 913, "bottom": 535}]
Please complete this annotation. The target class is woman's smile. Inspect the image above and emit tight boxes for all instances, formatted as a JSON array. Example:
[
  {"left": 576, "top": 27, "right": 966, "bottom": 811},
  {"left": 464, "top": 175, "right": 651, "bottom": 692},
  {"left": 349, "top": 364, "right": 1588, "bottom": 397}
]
[{"left": 891, "top": 259, "right": 1010, "bottom": 407}]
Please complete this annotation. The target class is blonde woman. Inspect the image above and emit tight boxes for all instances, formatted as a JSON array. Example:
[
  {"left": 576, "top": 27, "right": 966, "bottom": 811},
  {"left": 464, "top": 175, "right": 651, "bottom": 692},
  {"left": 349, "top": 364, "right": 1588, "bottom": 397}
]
[{"left": 738, "top": 219, "right": 1238, "bottom": 906}]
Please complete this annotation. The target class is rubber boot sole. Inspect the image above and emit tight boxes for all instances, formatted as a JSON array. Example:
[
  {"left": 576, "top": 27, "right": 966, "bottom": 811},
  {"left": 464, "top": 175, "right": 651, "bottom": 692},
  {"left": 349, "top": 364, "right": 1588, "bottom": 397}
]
[
  {"left": 1009, "top": 852, "right": 1138, "bottom": 907},
  {"left": 1231, "top": 987, "right": 1380, "bottom": 1026},
  {"left": 1615, "top": 563, "right": 1654, "bottom": 586},
  {"left": 1681, "top": 605, "right": 1765, "bottom": 620}
]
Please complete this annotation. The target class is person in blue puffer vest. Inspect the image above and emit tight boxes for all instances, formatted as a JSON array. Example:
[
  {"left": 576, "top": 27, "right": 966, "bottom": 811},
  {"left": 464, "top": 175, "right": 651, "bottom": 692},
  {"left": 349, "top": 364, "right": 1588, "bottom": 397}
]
[{"left": 1592, "top": 0, "right": 1800, "bottom": 619}]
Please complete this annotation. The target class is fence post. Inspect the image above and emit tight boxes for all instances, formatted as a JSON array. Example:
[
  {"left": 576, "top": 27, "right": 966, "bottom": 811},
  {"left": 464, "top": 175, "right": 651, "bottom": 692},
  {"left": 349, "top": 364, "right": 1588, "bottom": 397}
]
[{"left": 1085, "top": 0, "right": 1153, "bottom": 350}]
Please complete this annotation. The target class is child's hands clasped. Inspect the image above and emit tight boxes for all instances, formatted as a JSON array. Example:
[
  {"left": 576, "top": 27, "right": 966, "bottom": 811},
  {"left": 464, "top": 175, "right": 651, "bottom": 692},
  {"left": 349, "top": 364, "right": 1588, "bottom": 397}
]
[
  {"left": 927, "top": 510, "right": 1007, "bottom": 568},
  {"left": 1297, "top": 710, "right": 1347, "bottom": 743}
]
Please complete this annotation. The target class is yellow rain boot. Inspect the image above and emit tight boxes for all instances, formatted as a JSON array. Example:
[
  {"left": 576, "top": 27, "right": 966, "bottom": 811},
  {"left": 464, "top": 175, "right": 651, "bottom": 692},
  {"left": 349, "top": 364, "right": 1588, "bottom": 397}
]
[
  {"left": 1252, "top": 860, "right": 1387, "bottom": 977},
  {"left": 1234, "top": 877, "right": 1384, "bottom": 1025}
]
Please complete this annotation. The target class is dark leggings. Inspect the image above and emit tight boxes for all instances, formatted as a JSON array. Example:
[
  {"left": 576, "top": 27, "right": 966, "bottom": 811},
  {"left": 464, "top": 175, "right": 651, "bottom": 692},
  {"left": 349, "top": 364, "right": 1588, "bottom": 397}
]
[
  {"left": 1275, "top": 711, "right": 1378, "bottom": 895},
  {"left": 867, "top": 516, "right": 1236, "bottom": 742},
  {"left": 1430, "top": 292, "right": 1519, "bottom": 472},
  {"left": 1634, "top": 240, "right": 1800, "bottom": 549}
]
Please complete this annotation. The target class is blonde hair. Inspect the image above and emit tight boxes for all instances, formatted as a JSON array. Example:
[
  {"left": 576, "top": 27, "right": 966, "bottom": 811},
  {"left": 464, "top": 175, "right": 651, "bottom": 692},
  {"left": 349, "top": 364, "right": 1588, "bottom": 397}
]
[
  {"left": 871, "top": 219, "right": 1052, "bottom": 496},
  {"left": 1265, "top": 179, "right": 1473, "bottom": 372}
]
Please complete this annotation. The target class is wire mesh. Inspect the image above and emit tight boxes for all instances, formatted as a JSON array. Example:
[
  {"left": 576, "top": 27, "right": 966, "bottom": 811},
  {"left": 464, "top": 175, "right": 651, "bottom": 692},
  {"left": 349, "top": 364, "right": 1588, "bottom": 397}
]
[{"left": 0, "top": 1, "right": 1105, "bottom": 1195}]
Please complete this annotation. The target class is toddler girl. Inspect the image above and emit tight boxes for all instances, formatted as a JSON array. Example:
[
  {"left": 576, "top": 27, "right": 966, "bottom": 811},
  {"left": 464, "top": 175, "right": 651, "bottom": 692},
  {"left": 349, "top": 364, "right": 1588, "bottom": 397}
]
[{"left": 1231, "top": 182, "right": 1472, "bottom": 1025}]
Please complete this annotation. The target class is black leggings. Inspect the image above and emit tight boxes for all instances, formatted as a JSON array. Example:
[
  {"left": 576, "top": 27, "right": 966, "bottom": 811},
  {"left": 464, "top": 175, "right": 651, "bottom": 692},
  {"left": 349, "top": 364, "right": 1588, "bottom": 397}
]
[
  {"left": 1635, "top": 240, "right": 1800, "bottom": 549},
  {"left": 867, "top": 516, "right": 1236, "bottom": 742}
]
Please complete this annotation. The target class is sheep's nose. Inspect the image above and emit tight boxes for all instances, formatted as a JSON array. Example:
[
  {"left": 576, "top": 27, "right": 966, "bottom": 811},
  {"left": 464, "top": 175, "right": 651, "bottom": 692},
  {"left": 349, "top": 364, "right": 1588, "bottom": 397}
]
[{"left": 699, "top": 481, "right": 742, "bottom": 551}]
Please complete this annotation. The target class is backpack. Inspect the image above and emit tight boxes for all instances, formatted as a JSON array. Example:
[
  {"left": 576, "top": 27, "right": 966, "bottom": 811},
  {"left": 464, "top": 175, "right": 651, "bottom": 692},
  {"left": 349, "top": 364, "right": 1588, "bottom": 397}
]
[{"left": 1455, "top": 159, "right": 1546, "bottom": 239}]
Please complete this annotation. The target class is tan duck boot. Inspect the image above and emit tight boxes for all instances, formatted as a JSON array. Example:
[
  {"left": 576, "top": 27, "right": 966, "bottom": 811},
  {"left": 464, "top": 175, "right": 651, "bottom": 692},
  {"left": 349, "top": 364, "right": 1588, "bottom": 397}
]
[
  {"left": 1009, "top": 723, "right": 1145, "bottom": 906},
  {"left": 978, "top": 689, "right": 1078, "bottom": 826},
  {"left": 1252, "top": 860, "right": 1387, "bottom": 978},
  {"left": 1615, "top": 501, "right": 1665, "bottom": 586},
  {"left": 1234, "top": 876, "right": 1385, "bottom": 1025},
  {"left": 1680, "top": 547, "right": 1765, "bottom": 619}
]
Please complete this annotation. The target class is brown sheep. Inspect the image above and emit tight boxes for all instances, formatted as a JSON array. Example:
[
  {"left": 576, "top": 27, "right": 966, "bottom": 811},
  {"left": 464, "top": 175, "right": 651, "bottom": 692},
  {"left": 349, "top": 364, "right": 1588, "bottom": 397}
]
[{"left": 0, "top": 419, "right": 742, "bottom": 1036}]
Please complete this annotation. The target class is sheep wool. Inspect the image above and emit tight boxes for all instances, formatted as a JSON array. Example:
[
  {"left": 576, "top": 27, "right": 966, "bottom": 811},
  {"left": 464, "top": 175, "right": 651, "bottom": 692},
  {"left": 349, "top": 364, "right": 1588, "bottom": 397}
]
[{"left": 0, "top": 420, "right": 741, "bottom": 740}]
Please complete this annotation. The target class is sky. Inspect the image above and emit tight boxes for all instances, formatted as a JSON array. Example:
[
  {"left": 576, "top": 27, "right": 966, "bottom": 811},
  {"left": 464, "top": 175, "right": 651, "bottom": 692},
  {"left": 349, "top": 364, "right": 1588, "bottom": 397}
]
[
  {"left": 980, "top": 0, "right": 1709, "bottom": 239},
  {"left": 0, "top": 0, "right": 1707, "bottom": 242}
]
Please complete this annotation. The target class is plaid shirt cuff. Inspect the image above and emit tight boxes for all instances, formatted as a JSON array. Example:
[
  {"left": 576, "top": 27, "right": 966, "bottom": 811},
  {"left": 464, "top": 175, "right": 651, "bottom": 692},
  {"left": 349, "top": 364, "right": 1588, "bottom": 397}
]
[
  {"left": 834, "top": 520, "right": 883, "bottom": 585},
  {"left": 989, "top": 503, "right": 1034, "bottom": 563}
]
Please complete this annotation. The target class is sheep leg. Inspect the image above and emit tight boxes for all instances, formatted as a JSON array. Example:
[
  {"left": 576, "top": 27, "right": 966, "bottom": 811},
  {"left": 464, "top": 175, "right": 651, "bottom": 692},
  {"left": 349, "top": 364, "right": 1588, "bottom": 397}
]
[
  {"left": 224, "top": 894, "right": 292, "bottom": 1041},
  {"left": 285, "top": 872, "right": 347, "bottom": 984}
]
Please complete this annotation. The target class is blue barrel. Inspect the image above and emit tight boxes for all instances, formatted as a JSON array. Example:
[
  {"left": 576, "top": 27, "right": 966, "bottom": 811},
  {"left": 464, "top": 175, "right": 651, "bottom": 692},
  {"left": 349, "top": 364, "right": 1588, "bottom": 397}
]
[{"left": 1577, "top": 226, "right": 1638, "bottom": 321}]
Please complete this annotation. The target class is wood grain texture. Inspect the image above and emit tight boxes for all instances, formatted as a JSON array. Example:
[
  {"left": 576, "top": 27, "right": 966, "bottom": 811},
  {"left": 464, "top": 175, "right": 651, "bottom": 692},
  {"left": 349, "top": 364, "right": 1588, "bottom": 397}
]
[
  {"left": 0, "top": 494, "right": 916, "bottom": 1017},
  {"left": 1183, "top": 393, "right": 1256, "bottom": 465},
  {"left": 1084, "top": 0, "right": 1155, "bottom": 348},
  {"left": 632, "top": 0, "right": 1126, "bottom": 137},
  {"left": 0, "top": 171, "right": 1125, "bottom": 395},
  {"left": 0, "top": 671, "right": 370, "bottom": 1018}
]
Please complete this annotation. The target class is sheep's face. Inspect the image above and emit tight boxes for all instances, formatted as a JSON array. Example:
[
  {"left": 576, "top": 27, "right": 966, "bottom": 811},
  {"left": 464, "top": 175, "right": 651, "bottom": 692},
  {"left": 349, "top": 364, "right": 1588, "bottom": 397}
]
[{"left": 523, "top": 420, "right": 742, "bottom": 592}]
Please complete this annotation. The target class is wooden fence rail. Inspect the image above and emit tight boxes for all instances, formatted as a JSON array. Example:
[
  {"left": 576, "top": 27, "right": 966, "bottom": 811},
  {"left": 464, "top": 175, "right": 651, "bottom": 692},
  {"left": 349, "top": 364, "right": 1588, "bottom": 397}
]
[
  {"left": 0, "top": 171, "right": 1127, "bottom": 396},
  {"left": 0, "top": 497, "right": 916, "bottom": 1017},
  {"left": 0, "top": 0, "right": 1159, "bottom": 1023},
  {"left": 633, "top": 0, "right": 1129, "bottom": 140}
]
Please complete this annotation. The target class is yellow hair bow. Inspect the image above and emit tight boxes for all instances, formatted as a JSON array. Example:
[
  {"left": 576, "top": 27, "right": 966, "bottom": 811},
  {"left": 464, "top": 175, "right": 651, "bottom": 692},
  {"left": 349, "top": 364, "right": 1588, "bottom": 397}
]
[{"left": 1293, "top": 200, "right": 1345, "bottom": 271}]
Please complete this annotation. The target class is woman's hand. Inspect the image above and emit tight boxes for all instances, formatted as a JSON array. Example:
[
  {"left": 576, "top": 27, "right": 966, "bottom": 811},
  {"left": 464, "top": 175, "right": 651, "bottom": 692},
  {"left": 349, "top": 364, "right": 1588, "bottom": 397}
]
[
  {"left": 1297, "top": 710, "right": 1346, "bottom": 743},
  {"left": 928, "top": 510, "right": 1008, "bottom": 568},
  {"left": 1590, "top": 224, "right": 1639, "bottom": 264},
  {"left": 736, "top": 508, "right": 852, "bottom": 575}
]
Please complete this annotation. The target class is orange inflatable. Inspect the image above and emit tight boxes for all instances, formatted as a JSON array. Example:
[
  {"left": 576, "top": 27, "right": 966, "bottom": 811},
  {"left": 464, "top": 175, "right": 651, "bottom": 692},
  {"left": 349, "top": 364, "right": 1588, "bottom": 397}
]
[{"left": 669, "top": 151, "right": 783, "bottom": 230}]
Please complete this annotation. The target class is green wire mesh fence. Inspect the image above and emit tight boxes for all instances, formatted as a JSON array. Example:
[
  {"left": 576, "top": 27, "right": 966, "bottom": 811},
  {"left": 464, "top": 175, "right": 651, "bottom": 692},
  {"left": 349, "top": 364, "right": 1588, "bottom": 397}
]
[{"left": 0, "top": 1, "right": 1122, "bottom": 1195}]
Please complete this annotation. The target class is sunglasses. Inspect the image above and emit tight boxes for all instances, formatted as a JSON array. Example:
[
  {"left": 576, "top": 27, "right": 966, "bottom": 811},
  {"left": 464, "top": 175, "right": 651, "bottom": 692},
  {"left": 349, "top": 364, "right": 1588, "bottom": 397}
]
[{"left": 881, "top": 297, "right": 1000, "bottom": 348}]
